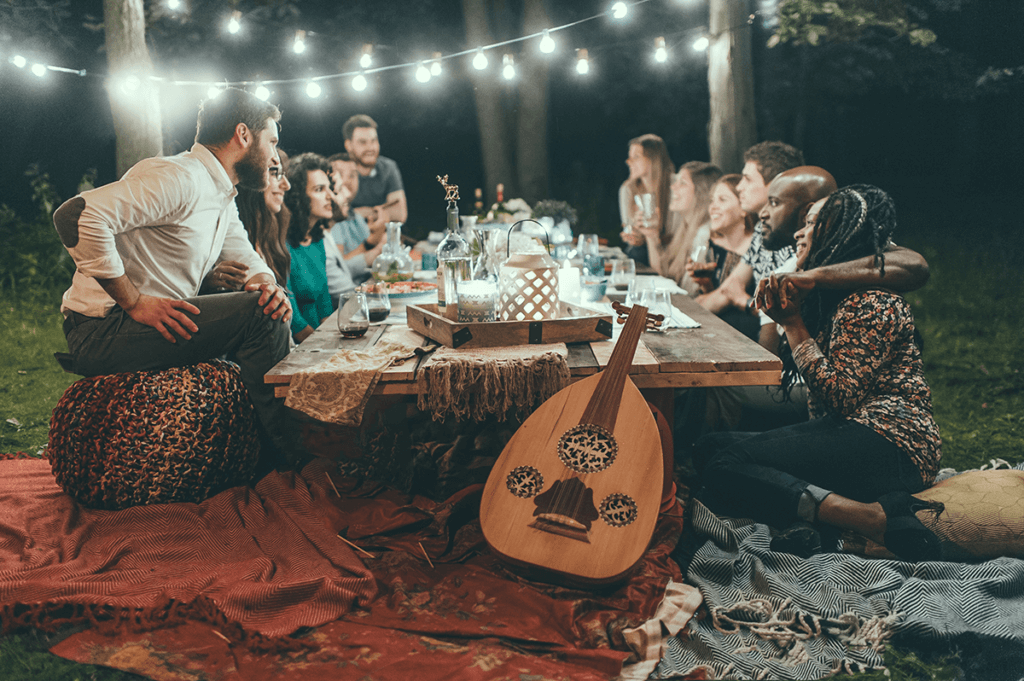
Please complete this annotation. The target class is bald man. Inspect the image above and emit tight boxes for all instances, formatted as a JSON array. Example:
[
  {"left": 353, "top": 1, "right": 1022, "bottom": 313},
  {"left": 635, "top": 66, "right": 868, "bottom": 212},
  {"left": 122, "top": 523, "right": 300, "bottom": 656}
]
[{"left": 760, "top": 166, "right": 837, "bottom": 252}]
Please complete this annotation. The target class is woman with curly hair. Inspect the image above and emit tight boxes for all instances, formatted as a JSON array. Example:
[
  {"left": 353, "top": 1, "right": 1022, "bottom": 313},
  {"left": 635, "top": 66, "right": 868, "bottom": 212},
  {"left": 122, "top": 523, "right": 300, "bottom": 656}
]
[{"left": 695, "top": 185, "right": 943, "bottom": 562}]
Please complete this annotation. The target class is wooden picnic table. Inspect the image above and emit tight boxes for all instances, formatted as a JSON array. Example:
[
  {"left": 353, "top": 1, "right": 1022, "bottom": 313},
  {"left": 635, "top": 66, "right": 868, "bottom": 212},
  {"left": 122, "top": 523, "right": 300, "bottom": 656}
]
[{"left": 265, "top": 294, "right": 782, "bottom": 400}]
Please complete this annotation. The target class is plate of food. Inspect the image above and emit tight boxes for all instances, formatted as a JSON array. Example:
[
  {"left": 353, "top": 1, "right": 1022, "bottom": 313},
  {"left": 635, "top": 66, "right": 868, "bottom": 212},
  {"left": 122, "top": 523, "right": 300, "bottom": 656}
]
[{"left": 384, "top": 280, "right": 438, "bottom": 299}]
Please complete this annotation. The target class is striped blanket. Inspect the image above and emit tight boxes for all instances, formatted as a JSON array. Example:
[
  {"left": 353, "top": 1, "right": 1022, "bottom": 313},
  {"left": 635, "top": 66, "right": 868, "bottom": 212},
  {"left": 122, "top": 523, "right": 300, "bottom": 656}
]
[{"left": 651, "top": 463, "right": 1024, "bottom": 680}]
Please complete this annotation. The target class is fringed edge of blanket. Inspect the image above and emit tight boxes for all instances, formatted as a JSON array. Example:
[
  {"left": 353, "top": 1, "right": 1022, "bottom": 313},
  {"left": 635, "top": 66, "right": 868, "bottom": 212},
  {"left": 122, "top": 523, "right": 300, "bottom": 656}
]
[
  {"left": 0, "top": 594, "right": 317, "bottom": 655},
  {"left": 416, "top": 351, "right": 570, "bottom": 422}
]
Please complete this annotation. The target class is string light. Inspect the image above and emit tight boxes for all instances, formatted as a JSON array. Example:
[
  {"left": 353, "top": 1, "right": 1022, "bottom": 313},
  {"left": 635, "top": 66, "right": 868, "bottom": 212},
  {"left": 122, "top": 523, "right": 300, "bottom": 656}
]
[
  {"left": 539, "top": 29, "right": 556, "bottom": 54},
  {"left": 415, "top": 61, "right": 431, "bottom": 83},
  {"left": 472, "top": 48, "right": 488, "bottom": 70},
  {"left": 31, "top": 63, "right": 47, "bottom": 77},
  {"left": 305, "top": 80, "right": 321, "bottom": 98},
  {"left": 207, "top": 85, "right": 223, "bottom": 99},
  {"left": 167, "top": 0, "right": 182, "bottom": 10},
  {"left": 576, "top": 48, "right": 590, "bottom": 74},
  {"left": 254, "top": 83, "right": 270, "bottom": 100},
  {"left": 359, "top": 44, "right": 373, "bottom": 69},
  {"left": 120, "top": 74, "right": 141, "bottom": 93},
  {"left": 692, "top": 35, "right": 709, "bottom": 51},
  {"left": 502, "top": 54, "right": 516, "bottom": 80},
  {"left": 430, "top": 52, "right": 443, "bottom": 76},
  {"left": 11, "top": 55, "right": 27, "bottom": 68},
  {"left": 654, "top": 36, "right": 668, "bottom": 62},
  {"left": 611, "top": 2, "right": 628, "bottom": 19},
  {"left": 292, "top": 30, "right": 306, "bottom": 55},
  {"left": 352, "top": 73, "right": 368, "bottom": 91},
  {"left": 226, "top": 10, "right": 241, "bottom": 35}
]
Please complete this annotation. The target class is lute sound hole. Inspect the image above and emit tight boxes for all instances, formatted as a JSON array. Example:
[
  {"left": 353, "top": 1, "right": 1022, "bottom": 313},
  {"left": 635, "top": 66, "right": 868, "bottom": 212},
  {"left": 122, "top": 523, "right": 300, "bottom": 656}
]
[{"left": 557, "top": 424, "right": 618, "bottom": 473}]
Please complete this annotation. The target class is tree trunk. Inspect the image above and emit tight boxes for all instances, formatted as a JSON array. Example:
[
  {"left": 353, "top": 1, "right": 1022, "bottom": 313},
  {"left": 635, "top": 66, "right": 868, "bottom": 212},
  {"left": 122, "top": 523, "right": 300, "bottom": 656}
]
[
  {"left": 103, "top": 0, "right": 162, "bottom": 177},
  {"left": 707, "top": 0, "right": 757, "bottom": 173},
  {"left": 463, "top": 0, "right": 515, "bottom": 207},
  {"left": 514, "top": 0, "right": 550, "bottom": 204}
]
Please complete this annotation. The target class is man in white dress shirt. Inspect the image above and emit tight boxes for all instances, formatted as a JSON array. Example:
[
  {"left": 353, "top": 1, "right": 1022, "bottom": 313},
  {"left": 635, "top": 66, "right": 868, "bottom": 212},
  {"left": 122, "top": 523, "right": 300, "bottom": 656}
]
[{"left": 53, "top": 87, "right": 304, "bottom": 473}]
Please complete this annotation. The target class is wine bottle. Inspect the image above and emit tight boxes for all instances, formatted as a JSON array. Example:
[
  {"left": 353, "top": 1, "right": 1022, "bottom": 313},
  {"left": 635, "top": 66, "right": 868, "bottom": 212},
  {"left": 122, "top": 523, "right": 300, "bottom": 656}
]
[{"left": 436, "top": 197, "right": 471, "bottom": 319}]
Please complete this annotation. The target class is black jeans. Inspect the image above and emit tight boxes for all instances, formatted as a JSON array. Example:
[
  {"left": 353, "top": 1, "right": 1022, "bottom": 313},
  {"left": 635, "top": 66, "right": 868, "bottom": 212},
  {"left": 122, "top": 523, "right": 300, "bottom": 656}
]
[
  {"left": 695, "top": 415, "right": 926, "bottom": 530},
  {"left": 61, "top": 291, "right": 305, "bottom": 471}
]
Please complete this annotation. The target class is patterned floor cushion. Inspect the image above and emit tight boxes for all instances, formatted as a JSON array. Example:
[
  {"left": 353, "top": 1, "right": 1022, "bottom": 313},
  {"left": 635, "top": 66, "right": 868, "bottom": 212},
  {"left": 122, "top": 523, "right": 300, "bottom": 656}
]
[
  {"left": 49, "top": 360, "right": 260, "bottom": 510},
  {"left": 844, "top": 469, "right": 1024, "bottom": 561}
]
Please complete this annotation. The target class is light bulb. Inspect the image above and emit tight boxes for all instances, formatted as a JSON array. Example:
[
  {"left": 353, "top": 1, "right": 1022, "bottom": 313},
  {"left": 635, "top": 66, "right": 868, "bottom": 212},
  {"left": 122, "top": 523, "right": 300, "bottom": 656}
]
[
  {"left": 31, "top": 63, "right": 46, "bottom": 77},
  {"left": 12, "top": 55, "right": 27, "bottom": 68},
  {"left": 254, "top": 84, "right": 270, "bottom": 100},
  {"left": 692, "top": 36, "right": 709, "bottom": 51},
  {"left": 430, "top": 61, "right": 442, "bottom": 76},
  {"left": 121, "top": 75, "right": 141, "bottom": 93},
  {"left": 502, "top": 54, "right": 515, "bottom": 80},
  {"left": 292, "top": 31, "right": 306, "bottom": 54},
  {"left": 576, "top": 49, "right": 590, "bottom": 75},
  {"left": 472, "top": 48, "right": 488, "bottom": 70},
  {"left": 306, "top": 81, "right": 321, "bottom": 98},
  {"left": 207, "top": 85, "right": 223, "bottom": 100},
  {"left": 227, "top": 11, "right": 241, "bottom": 35},
  {"left": 539, "top": 29, "right": 555, "bottom": 54},
  {"left": 415, "top": 62, "right": 431, "bottom": 83},
  {"left": 167, "top": 0, "right": 181, "bottom": 10},
  {"left": 359, "top": 44, "right": 373, "bottom": 69},
  {"left": 352, "top": 73, "right": 367, "bottom": 91},
  {"left": 654, "top": 36, "right": 667, "bottom": 63},
  {"left": 611, "top": 2, "right": 627, "bottom": 19}
]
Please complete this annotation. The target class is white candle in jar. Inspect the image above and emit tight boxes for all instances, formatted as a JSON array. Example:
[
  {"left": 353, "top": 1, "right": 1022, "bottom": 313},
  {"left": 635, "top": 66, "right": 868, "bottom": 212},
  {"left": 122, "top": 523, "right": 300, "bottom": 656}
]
[
  {"left": 559, "top": 263, "right": 581, "bottom": 304},
  {"left": 457, "top": 279, "right": 498, "bottom": 322}
]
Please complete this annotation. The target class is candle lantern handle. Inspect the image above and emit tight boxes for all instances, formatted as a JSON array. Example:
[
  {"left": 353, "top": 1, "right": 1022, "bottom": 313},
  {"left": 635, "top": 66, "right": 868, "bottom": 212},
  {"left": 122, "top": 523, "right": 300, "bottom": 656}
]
[{"left": 505, "top": 219, "right": 552, "bottom": 259}]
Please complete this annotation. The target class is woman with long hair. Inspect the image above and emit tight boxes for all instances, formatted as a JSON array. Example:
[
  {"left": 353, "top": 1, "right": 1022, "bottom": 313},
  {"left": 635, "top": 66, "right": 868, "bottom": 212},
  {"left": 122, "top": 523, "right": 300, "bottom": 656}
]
[
  {"left": 618, "top": 134, "right": 674, "bottom": 266},
  {"left": 695, "top": 185, "right": 943, "bottom": 562},
  {"left": 636, "top": 161, "right": 721, "bottom": 290},
  {"left": 284, "top": 153, "right": 337, "bottom": 343},
  {"left": 235, "top": 152, "right": 291, "bottom": 286}
]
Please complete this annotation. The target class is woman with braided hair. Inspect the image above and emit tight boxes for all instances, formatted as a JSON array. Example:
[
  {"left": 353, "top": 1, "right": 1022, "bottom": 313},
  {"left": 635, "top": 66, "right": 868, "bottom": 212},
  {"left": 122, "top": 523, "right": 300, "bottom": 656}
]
[{"left": 695, "top": 185, "right": 943, "bottom": 562}]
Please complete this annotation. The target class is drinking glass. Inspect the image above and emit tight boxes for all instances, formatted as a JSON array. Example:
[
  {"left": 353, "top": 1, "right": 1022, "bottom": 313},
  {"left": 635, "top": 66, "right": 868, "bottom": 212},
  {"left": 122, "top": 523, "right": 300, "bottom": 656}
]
[
  {"left": 578, "top": 233, "right": 603, "bottom": 277},
  {"left": 639, "top": 288, "right": 673, "bottom": 329},
  {"left": 364, "top": 287, "right": 391, "bottom": 324},
  {"left": 337, "top": 291, "right": 370, "bottom": 338},
  {"left": 639, "top": 193, "right": 655, "bottom": 229},
  {"left": 625, "top": 276, "right": 655, "bottom": 307},
  {"left": 609, "top": 259, "right": 636, "bottom": 292},
  {"left": 689, "top": 242, "right": 717, "bottom": 285}
]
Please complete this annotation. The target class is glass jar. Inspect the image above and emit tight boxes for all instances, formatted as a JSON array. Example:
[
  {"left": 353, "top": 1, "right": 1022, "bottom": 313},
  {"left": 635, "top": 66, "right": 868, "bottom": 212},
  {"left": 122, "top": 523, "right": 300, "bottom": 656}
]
[{"left": 371, "top": 222, "right": 415, "bottom": 284}]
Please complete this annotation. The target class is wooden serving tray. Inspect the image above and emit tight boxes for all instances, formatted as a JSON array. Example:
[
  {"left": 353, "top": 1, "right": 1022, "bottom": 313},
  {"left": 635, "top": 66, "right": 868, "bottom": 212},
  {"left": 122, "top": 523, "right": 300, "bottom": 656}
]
[{"left": 406, "top": 303, "right": 613, "bottom": 349}]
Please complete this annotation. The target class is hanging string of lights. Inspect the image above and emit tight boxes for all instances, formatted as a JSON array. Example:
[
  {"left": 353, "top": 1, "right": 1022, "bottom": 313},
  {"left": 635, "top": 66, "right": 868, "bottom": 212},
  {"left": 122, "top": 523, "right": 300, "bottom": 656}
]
[{"left": 2, "top": 0, "right": 768, "bottom": 101}]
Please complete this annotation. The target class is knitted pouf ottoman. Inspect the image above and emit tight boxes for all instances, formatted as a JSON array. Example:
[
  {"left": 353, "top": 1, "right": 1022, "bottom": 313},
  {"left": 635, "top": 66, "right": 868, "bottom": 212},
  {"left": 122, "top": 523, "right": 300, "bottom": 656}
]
[{"left": 49, "top": 360, "right": 260, "bottom": 510}]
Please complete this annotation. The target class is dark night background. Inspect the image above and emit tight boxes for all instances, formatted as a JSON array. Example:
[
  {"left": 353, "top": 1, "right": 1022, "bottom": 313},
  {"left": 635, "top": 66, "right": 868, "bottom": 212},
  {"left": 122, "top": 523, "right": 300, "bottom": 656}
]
[{"left": 1, "top": 0, "right": 1022, "bottom": 244}]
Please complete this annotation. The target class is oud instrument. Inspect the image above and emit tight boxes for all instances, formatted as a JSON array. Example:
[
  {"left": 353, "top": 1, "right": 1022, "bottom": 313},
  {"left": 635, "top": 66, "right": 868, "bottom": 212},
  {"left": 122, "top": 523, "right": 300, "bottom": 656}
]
[{"left": 480, "top": 302, "right": 665, "bottom": 586}]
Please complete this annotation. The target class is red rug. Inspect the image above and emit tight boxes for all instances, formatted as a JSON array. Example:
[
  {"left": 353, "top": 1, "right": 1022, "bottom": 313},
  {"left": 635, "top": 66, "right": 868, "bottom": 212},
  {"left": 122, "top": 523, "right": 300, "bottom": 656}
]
[{"left": 0, "top": 457, "right": 684, "bottom": 680}]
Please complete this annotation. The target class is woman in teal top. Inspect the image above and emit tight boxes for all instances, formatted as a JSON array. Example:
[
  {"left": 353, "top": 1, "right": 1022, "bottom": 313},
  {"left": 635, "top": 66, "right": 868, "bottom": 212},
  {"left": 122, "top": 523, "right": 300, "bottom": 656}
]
[{"left": 284, "top": 153, "right": 337, "bottom": 343}]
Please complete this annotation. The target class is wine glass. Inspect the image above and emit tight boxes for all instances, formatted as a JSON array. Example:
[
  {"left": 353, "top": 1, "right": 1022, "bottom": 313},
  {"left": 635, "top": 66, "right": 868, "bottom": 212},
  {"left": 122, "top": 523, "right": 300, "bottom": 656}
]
[
  {"left": 610, "top": 259, "right": 636, "bottom": 292},
  {"left": 689, "top": 242, "right": 716, "bottom": 285},
  {"left": 338, "top": 291, "right": 370, "bottom": 338},
  {"left": 640, "top": 193, "right": 655, "bottom": 229}
]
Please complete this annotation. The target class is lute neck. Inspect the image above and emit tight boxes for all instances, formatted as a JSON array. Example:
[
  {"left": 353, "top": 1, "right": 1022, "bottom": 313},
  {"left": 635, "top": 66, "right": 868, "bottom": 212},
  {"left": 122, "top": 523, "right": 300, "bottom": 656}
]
[{"left": 579, "top": 305, "right": 648, "bottom": 432}]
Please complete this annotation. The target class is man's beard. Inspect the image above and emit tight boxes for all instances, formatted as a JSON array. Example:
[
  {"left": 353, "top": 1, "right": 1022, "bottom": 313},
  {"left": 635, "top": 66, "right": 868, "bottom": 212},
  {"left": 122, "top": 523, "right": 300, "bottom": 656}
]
[
  {"left": 236, "top": 145, "right": 269, "bottom": 191},
  {"left": 761, "top": 223, "right": 792, "bottom": 251}
]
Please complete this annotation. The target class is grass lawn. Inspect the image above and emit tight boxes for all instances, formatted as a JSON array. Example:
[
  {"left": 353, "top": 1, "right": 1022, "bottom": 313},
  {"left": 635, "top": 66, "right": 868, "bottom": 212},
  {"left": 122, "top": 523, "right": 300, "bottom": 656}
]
[{"left": 0, "top": 229, "right": 1020, "bottom": 679}]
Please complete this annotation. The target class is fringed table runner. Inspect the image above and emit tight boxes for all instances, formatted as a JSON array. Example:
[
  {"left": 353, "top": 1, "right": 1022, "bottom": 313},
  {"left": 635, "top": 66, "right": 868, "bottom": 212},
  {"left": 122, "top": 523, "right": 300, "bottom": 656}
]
[
  {"left": 417, "top": 343, "right": 571, "bottom": 422},
  {"left": 285, "top": 333, "right": 423, "bottom": 427}
]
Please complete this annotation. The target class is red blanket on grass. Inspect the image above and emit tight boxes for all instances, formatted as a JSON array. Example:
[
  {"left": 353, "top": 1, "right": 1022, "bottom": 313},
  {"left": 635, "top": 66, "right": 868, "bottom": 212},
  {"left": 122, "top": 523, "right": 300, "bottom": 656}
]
[{"left": 0, "top": 457, "right": 684, "bottom": 680}]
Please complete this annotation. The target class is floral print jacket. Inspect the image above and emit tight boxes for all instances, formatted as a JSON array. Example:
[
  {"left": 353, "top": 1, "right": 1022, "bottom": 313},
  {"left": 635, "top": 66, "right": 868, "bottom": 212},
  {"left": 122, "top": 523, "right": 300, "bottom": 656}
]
[{"left": 792, "top": 289, "right": 942, "bottom": 485}]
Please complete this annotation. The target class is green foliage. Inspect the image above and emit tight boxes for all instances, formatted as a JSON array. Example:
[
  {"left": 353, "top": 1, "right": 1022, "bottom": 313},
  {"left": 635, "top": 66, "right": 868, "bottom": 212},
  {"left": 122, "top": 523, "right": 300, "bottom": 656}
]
[
  {"left": 0, "top": 167, "right": 92, "bottom": 295},
  {"left": 531, "top": 200, "right": 579, "bottom": 227},
  {"left": 0, "top": 629, "right": 143, "bottom": 680},
  {"left": 772, "top": 0, "right": 937, "bottom": 48}
]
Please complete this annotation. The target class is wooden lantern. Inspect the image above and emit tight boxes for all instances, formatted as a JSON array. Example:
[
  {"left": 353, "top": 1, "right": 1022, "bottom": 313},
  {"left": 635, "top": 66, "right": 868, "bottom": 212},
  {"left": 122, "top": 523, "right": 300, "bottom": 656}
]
[{"left": 498, "top": 220, "right": 560, "bottom": 321}]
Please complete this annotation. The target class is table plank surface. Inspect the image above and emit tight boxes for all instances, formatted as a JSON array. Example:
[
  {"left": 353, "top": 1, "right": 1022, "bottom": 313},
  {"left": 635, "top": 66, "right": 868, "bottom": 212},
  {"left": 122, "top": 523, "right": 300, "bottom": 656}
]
[{"left": 266, "top": 294, "right": 781, "bottom": 397}]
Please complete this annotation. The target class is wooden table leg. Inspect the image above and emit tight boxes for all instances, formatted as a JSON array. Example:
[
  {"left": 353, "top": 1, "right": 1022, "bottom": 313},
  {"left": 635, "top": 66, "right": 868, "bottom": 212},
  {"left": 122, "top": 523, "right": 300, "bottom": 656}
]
[{"left": 642, "top": 387, "right": 677, "bottom": 511}]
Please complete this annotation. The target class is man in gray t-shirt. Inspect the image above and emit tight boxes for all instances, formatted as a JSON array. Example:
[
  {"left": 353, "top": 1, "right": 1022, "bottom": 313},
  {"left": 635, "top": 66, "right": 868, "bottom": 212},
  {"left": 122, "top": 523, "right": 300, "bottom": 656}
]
[{"left": 343, "top": 114, "right": 408, "bottom": 225}]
